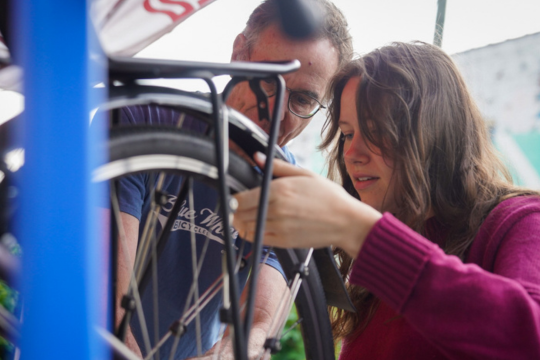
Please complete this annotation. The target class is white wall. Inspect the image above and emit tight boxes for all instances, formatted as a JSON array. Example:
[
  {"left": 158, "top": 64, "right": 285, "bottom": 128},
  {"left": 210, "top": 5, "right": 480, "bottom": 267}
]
[{"left": 453, "top": 32, "right": 540, "bottom": 133}]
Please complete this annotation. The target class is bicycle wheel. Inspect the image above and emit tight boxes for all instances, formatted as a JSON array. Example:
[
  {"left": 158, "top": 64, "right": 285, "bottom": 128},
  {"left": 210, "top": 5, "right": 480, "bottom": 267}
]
[{"left": 95, "top": 126, "right": 335, "bottom": 360}]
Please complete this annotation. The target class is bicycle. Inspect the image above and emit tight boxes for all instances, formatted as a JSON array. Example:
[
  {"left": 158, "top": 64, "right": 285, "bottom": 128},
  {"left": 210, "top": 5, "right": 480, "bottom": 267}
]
[
  {"left": 96, "top": 53, "right": 357, "bottom": 360},
  {"left": 0, "top": 1, "right": 354, "bottom": 359}
]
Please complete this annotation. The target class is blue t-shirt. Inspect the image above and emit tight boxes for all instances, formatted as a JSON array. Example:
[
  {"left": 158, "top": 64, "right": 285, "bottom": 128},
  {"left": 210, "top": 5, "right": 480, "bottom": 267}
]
[{"left": 117, "top": 105, "right": 294, "bottom": 359}]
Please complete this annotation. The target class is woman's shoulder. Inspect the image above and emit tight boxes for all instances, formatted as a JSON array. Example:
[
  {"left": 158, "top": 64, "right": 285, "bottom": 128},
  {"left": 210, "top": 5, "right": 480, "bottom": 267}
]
[
  {"left": 490, "top": 195, "right": 540, "bottom": 219},
  {"left": 468, "top": 195, "right": 540, "bottom": 267},
  {"left": 480, "top": 195, "right": 540, "bottom": 238}
]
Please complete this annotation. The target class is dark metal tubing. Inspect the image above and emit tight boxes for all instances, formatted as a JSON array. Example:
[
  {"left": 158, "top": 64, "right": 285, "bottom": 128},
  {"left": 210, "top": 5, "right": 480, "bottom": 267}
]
[
  {"left": 243, "top": 75, "right": 286, "bottom": 341},
  {"left": 248, "top": 79, "right": 271, "bottom": 125},
  {"left": 0, "top": 0, "right": 10, "bottom": 49},
  {"left": 110, "top": 180, "right": 119, "bottom": 335},
  {"left": 221, "top": 76, "right": 246, "bottom": 102},
  {"left": 108, "top": 57, "right": 300, "bottom": 81},
  {"left": 202, "top": 76, "right": 247, "bottom": 360}
]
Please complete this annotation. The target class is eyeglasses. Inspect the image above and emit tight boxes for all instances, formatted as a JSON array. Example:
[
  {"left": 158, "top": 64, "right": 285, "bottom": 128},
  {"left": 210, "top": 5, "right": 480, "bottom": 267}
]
[{"left": 259, "top": 79, "right": 326, "bottom": 119}]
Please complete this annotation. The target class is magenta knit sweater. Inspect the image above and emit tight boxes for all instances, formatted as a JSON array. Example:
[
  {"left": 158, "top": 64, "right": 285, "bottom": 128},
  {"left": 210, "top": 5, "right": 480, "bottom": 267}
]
[{"left": 340, "top": 196, "right": 540, "bottom": 360}]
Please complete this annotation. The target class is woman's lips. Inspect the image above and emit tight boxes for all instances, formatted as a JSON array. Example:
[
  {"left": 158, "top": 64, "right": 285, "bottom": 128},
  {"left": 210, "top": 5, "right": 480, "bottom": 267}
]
[{"left": 352, "top": 176, "right": 379, "bottom": 190}]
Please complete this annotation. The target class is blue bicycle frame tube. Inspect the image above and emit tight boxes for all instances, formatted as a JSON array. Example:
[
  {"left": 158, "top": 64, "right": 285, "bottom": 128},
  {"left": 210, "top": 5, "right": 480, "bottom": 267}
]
[{"left": 13, "top": 1, "right": 106, "bottom": 359}]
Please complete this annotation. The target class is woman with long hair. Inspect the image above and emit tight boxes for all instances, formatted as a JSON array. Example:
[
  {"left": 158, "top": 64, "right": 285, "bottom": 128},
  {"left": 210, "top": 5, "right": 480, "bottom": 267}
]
[{"left": 233, "top": 41, "right": 540, "bottom": 359}]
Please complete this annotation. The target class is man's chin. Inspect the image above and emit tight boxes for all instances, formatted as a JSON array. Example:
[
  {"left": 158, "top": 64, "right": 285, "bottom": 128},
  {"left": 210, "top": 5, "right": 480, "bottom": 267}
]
[{"left": 276, "top": 136, "right": 288, "bottom": 148}]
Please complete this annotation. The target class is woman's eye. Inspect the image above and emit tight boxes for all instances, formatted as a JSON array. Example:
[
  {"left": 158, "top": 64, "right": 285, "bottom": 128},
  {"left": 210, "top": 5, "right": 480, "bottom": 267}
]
[{"left": 341, "top": 132, "right": 353, "bottom": 141}]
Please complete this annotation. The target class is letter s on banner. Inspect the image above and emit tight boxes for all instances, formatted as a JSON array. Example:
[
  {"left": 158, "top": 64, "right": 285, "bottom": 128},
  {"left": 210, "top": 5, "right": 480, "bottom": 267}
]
[{"left": 143, "top": 0, "right": 194, "bottom": 22}]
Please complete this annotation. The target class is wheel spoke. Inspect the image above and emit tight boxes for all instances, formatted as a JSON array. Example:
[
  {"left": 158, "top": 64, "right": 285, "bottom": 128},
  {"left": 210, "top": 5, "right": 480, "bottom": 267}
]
[
  {"left": 277, "top": 248, "right": 314, "bottom": 334},
  {"left": 175, "top": 113, "right": 186, "bottom": 128},
  {"left": 150, "top": 183, "right": 160, "bottom": 360},
  {"left": 187, "top": 177, "right": 203, "bottom": 357},
  {"left": 256, "top": 248, "right": 314, "bottom": 360},
  {"left": 134, "top": 173, "right": 166, "bottom": 283}
]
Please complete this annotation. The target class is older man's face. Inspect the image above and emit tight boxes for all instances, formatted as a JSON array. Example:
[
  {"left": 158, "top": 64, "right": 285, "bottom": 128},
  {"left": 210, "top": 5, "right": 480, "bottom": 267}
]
[{"left": 227, "top": 23, "right": 339, "bottom": 147}]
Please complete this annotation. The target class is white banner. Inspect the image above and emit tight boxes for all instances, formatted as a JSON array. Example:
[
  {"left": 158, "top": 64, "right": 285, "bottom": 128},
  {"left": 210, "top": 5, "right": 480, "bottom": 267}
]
[
  {"left": 0, "top": 1, "right": 217, "bottom": 59},
  {"left": 92, "top": 0, "right": 217, "bottom": 57}
]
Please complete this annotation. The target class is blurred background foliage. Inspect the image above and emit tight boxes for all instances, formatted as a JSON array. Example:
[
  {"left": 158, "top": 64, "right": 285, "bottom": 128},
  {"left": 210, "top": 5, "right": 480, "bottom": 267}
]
[
  {"left": 271, "top": 306, "right": 342, "bottom": 360},
  {"left": 0, "top": 236, "right": 21, "bottom": 359},
  {"left": 272, "top": 307, "right": 304, "bottom": 360}
]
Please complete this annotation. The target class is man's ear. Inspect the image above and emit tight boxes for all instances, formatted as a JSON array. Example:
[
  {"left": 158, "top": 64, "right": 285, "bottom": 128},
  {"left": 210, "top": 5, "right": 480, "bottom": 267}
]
[{"left": 231, "top": 33, "right": 249, "bottom": 62}]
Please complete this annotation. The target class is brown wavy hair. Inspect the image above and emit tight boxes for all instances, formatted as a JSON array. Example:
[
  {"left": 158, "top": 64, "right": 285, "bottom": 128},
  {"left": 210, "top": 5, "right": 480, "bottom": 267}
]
[{"left": 320, "top": 42, "right": 538, "bottom": 341}]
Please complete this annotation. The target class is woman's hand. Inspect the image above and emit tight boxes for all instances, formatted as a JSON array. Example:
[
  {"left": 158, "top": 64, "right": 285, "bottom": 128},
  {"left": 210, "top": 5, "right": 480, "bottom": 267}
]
[{"left": 232, "top": 153, "right": 382, "bottom": 259}]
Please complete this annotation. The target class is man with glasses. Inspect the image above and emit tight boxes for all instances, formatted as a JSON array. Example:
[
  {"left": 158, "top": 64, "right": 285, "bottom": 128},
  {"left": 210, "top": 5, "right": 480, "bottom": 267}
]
[
  {"left": 226, "top": 2, "right": 352, "bottom": 148},
  {"left": 116, "top": 0, "right": 352, "bottom": 358}
]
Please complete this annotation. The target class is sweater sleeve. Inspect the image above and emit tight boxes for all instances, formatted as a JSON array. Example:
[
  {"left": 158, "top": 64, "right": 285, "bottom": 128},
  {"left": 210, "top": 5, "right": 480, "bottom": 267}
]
[{"left": 349, "top": 211, "right": 540, "bottom": 360}]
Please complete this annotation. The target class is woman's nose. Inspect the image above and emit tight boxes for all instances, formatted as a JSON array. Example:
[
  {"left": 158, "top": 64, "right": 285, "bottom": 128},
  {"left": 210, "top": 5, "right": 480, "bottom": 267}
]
[{"left": 344, "top": 134, "right": 370, "bottom": 164}]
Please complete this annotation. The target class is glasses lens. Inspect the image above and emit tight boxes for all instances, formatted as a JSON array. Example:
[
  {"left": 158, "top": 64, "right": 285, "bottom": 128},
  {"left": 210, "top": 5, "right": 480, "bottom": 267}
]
[{"left": 289, "top": 92, "right": 320, "bottom": 118}]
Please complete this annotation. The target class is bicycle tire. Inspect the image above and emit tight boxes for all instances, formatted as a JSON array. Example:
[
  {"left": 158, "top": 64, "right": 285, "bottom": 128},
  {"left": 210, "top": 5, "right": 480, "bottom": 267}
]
[{"left": 95, "top": 126, "right": 335, "bottom": 360}]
